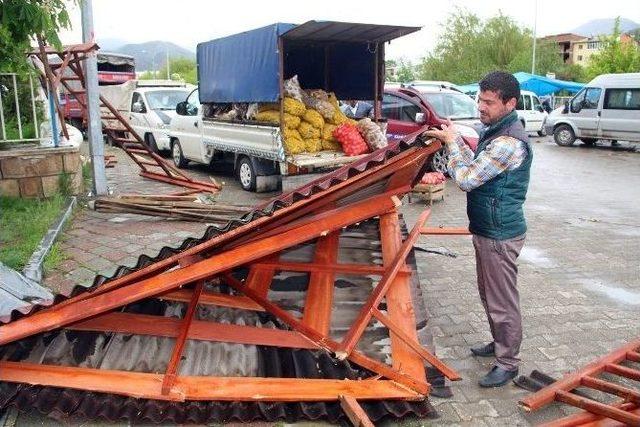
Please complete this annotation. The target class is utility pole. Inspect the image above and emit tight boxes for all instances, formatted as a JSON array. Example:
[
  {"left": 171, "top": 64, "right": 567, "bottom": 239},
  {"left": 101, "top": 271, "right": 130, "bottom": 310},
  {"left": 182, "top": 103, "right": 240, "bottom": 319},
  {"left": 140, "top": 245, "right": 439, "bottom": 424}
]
[
  {"left": 531, "top": 0, "right": 538, "bottom": 74},
  {"left": 166, "top": 50, "right": 170, "bottom": 79},
  {"left": 81, "top": 0, "right": 108, "bottom": 195}
]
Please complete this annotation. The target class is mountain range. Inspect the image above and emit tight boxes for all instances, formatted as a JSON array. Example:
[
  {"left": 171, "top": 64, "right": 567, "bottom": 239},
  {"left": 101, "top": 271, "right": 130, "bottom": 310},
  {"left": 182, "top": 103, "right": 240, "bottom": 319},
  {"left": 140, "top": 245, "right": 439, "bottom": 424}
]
[
  {"left": 97, "top": 39, "right": 195, "bottom": 71},
  {"left": 569, "top": 18, "right": 639, "bottom": 36}
]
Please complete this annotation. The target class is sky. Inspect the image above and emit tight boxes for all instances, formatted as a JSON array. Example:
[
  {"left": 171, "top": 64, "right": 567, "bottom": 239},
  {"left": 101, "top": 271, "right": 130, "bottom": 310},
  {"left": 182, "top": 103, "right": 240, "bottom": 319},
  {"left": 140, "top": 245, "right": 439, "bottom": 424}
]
[{"left": 59, "top": 0, "right": 640, "bottom": 61}]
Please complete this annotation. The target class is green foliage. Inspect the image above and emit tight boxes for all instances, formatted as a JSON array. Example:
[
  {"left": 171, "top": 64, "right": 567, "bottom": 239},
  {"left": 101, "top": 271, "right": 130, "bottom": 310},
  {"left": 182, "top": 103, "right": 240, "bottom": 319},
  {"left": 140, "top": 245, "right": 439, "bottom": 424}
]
[
  {"left": 417, "top": 8, "right": 563, "bottom": 84},
  {"left": 139, "top": 58, "right": 197, "bottom": 84},
  {"left": 584, "top": 17, "right": 640, "bottom": 80},
  {"left": 556, "top": 63, "right": 587, "bottom": 83},
  {"left": 0, "top": 0, "right": 72, "bottom": 73},
  {"left": 395, "top": 58, "right": 416, "bottom": 83},
  {"left": 0, "top": 73, "right": 44, "bottom": 142}
]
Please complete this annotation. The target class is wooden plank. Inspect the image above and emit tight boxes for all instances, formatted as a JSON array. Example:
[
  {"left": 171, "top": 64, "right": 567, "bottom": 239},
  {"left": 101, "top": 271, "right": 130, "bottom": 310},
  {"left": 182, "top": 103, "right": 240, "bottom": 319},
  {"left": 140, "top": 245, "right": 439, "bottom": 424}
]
[
  {"left": 302, "top": 231, "right": 340, "bottom": 335},
  {"left": 159, "top": 289, "right": 264, "bottom": 311},
  {"left": 245, "top": 255, "right": 279, "bottom": 297},
  {"left": 0, "top": 361, "right": 420, "bottom": 402},
  {"left": 627, "top": 350, "right": 640, "bottom": 363},
  {"left": 605, "top": 363, "right": 640, "bottom": 381},
  {"left": 223, "top": 273, "right": 429, "bottom": 396},
  {"left": 581, "top": 376, "right": 640, "bottom": 403},
  {"left": 538, "top": 402, "right": 638, "bottom": 427},
  {"left": 372, "top": 307, "right": 461, "bottom": 381},
  {"left": 520, "top": 339, "right": 640, "bottom": 411},
  {"left": 255, "top": 260, "right": 411, "bottom": 276},
  {"left": 161, "top": 281, "right": 204, "bottom": 394},
  {"left": 421, "top": 226, "right": 471, "bottom": 236},
  {"left": 340, "top": 395, "right": 375, "bottom": 427},
  {"left": 0, "top": 194, "right": 398, "bottom": 346},
  {"left": 556, "top": 390, "right": 640, "bottom": 425},
  {"left": 68, "top": 312, "right": 318, "bottom": 349},
  {"left": 335, "top": 209, "right": 431, "bottom": 362}
]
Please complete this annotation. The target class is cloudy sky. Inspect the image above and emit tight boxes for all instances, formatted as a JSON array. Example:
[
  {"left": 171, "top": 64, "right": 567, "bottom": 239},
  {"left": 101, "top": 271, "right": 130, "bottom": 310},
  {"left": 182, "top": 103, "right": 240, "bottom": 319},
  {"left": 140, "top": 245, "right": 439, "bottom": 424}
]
[{"left": 59, "top": 0, "right": 639, "bottom": 61}]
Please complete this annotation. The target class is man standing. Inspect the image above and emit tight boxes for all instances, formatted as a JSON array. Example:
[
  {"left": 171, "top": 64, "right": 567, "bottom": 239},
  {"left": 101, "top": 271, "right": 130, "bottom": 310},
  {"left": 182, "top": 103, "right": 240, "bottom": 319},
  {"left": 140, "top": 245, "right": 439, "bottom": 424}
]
[
  {"left": 340, "top": 99, "right": 373, "bottom": 119},
  {"left": 424, "top": 71, "right": 532, "bottom": 387}
]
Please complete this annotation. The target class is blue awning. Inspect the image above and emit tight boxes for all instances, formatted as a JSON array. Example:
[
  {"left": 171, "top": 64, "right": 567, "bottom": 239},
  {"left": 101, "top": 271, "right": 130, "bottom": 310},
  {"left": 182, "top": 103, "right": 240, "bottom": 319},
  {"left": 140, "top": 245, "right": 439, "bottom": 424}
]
[{"left": 513, "top": 72, "right": 584, "bottom": 96}]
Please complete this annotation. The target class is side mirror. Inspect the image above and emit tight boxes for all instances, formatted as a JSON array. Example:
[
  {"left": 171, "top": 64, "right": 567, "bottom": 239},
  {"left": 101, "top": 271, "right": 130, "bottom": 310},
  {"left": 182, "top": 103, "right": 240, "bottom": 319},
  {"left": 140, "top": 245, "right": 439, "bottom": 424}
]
[
  {"left": 570, "top": 101, "right": 583, "bottom": 114},
  {"left": 414, "top": 112, "right": 426, "bottom": 123},
  {"left": 176, "top": 101, "right": 188, "bottom": 115},
  {"left": 132, "top": 102, "right": 144, "bottom": 113}
]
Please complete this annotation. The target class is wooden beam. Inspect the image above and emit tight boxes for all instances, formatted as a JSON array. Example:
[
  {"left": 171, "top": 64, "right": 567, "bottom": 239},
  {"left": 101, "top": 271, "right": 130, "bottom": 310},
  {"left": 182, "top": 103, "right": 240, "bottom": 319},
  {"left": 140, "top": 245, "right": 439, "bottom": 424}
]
[
  {"left": 627, "top": 350, "right": 640, "bottom": 363},
  {"left": 0, "top": 193, "right": 398, "bottom": 346},
  {"left": 159, "top": 289, "right": 264, "bottom": 311},
  {"left": 68, "top": 312, "right": 318, "bottom": 349},
  {"left": 254, "top": 260, "right": 411, "bottom": 276},
  {"left": 335, "top": 209, "right": 432, "bottom": 360},
  {"left": 340, "top": 395, "right": 375, "bottom": 427},
  {"left": 0, "top": 361, "right": 420, "bottom": 402},
  {"left": 245, "top": 255, "right": 278, "bottom": 297},
  {"left": 581, "top": 376, "right": 640, "bottom": 403},
  {"left": 223, "top": 273, "right": 430, "bottom": 396},
  {"left": 421, "top": 226, "right": 471, "bottom": 236},
  {"left": 605, "top": 363, "right": 640, "bottom": 382},
  {"left": 302, "top": 231, "right": 340, "bottom": 335},
  {"left": 161, "top": 280, "right": 204, "bottom": 394},
  {"left": 555, "top": 390, "right": 640, "bottom": 426}
]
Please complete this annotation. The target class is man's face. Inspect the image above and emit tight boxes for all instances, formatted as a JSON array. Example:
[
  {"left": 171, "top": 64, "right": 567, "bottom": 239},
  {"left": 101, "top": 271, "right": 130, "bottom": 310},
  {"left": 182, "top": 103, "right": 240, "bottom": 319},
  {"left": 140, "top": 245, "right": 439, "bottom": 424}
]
[{"left": 477, "top": 90, "right": 516, "bottom": 125}]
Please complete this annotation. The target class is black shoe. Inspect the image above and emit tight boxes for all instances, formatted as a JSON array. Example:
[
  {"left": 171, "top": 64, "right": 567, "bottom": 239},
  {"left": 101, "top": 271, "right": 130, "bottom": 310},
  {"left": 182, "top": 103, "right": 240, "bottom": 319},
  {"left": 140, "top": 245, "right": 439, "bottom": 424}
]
[
  {"left": 478, "top": 366, "right": 518, "bottom": 388},
  {"left": 470, "top": 342, "right": 495, "bottom": 357}
]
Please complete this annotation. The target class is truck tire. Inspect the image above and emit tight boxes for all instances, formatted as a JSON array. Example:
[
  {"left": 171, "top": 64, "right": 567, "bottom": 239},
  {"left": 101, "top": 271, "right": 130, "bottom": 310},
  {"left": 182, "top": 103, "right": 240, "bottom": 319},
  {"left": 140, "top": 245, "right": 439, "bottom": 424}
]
[
  {"left": 146, "top": 133, "right": 159, "bottom": 154},
  {"left": 554, "top": 124, "right": 576, "bottom": 146},
  {"left": 172, "top": 139, "right": 188, "bottom": 168},
  {"left": 237, "top": 157, "right": 256, "bottom": 192}
]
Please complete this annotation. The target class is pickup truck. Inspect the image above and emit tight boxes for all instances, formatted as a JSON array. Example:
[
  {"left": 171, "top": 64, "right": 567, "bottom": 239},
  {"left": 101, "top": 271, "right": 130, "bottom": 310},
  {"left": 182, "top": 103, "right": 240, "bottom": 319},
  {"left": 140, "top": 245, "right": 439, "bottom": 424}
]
[
  {"left": 100, "top": 80, "right": 194, "bottom": 152},
  {"left": 169, "top": 21, "right": 421, "bottom": 192}
]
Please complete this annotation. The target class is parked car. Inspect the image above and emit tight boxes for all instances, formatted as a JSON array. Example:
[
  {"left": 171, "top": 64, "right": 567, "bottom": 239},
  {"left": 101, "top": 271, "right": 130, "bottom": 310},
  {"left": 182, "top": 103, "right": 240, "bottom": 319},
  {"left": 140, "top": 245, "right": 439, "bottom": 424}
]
[
  {"left": 382, "top": 86, "right": 480, "bottom": 174},
  {"left": 516, "top": 90, "right": 548, "bottom": 136},
  {"left": 545, "top": 73, "right": 640, "bottom": 147},
  {"left": 407, "top": 80, "right": 466, "bottom": 94},
  {"left": 100, "top": 80, "right": 193, "bottom": 153}
]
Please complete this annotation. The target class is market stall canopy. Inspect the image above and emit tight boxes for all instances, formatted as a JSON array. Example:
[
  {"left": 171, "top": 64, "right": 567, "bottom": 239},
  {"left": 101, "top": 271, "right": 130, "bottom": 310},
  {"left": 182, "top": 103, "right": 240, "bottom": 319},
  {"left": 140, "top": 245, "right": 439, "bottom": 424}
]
[
  {"left": 197, "top": 21, "right": 421, "bottom": 103},
  {"left": 459, "top": 73, "right": 584, "bottom": 97}
]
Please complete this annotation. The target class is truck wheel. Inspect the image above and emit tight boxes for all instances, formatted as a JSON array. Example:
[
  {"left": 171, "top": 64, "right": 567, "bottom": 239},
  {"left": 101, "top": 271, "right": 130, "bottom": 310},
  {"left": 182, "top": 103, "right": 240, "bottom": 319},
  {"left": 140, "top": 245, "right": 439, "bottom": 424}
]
[
  {"left": 146, "top": 133, "right": 159, "bottom": 154},
  {"left": 554, "top": 124, "right": 576, "bottom": 146},
  {"left": 172, "top": 139, "right": 188, "bottom": 168},
  {"left": 238, "top": 157, "right": 256, "bottom": 191},
  {"left": 430, "top": 147, "right": 449, "bottom": 176}
]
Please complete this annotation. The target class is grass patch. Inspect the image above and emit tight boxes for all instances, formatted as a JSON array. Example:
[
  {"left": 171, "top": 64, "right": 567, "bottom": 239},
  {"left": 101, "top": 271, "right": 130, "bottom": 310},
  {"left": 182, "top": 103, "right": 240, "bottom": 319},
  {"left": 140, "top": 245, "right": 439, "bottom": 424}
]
[
  {"left": 43, "top": 240, "right": 67, "bottom": 275},
  {"left": 0, "top": 194, "right": 66, "bottom": 271}
]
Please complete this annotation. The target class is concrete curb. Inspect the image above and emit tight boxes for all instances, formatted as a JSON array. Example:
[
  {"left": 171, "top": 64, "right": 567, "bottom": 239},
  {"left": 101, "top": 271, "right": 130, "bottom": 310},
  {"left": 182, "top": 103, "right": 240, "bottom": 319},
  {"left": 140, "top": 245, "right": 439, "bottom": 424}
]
[{"left": 22, "top": 196, "right": 77, "bottom": 283}]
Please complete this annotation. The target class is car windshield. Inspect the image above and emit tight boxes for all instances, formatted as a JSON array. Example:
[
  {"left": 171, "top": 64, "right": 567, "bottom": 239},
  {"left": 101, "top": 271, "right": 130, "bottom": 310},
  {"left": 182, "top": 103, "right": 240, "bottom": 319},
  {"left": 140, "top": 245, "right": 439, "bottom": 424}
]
[
  {"left": 422, "top": 92, "right": 479, "bottom": 120},
  {"left": 145, "top": 90, "right": 190, "bottom": 110}
]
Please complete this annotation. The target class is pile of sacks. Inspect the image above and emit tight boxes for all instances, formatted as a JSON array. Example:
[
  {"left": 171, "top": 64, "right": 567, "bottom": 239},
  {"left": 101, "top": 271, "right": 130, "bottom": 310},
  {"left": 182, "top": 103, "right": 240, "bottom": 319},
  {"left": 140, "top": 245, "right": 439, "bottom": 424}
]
[{"left": 253, "top": 76, "right": 387, "bottom": 156}]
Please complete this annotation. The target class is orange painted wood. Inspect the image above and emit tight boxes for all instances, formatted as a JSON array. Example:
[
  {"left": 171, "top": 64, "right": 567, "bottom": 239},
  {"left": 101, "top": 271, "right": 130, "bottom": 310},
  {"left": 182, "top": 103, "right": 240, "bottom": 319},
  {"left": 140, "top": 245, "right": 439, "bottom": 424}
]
[
  {"left": 68, "top": 312, "right": 317, "bottom": 349},
  {"left": 372, "top": 308, "right": 461, "bottom": 381},
  {"left": 520, "top": 339, "right": 640, "bottom": 411},
  {"left": 223, "top": 273, "right": 429, "bottom": 396},
  {"left": 420, "top": 226, "right": 471, "bottom": 236},
  {"left": 245, "top": 254, "right": 279, "bottom": 297},
  {"left": 0, "top": 361, "right": 419, "bottom": 402},
  {"left": 336, "top": 209, "right": 431, "bottom": 362},
  {"left": 255, "top": 260, "right": 411, "bottom": 276},
  {"left": 581, "top": 376, "right": 640, "bottom": 403},
  {"left": 161, "top": 280, "right": 204, "bottom": 394},
  {"left": 538, "top": 402, "right": 638, "bottom": 427},
  {"left": 302, "top": 231, "right": 340, "bottom": 335},
  {"left": 555, "top": 390, "right": 640, "bottom": 426},
  {"left": 605, "top": 363, "right": 640, "bottom": 381},
  {"left": 0, "top": 193, "right": 398, "bottom": 346},
  {"left": 159, "top": 289, "right": 264, "bottom": 311},
  {"left": 627, "top": 351, "right": 640, "bottom": 363},
  {"left": 340, "top": 395, "right": 375, "bottom": 427}
]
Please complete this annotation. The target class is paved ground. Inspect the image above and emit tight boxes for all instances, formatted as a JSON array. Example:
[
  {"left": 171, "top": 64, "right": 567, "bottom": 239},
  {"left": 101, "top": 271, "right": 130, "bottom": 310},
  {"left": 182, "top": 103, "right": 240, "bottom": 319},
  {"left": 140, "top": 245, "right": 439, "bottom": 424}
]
[{"left": 25, "top": 137, "right": 640, "bottom": 425}]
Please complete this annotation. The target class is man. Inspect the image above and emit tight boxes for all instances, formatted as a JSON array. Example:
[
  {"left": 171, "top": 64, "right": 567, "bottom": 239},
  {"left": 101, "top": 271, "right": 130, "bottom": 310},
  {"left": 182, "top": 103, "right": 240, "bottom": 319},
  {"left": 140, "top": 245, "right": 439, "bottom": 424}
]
[
  {"left": 340, "top": 99, "right": 373, "bottom": 119},
  {"left": 424, "top": 71, "right": 532, "bottom": 388}
]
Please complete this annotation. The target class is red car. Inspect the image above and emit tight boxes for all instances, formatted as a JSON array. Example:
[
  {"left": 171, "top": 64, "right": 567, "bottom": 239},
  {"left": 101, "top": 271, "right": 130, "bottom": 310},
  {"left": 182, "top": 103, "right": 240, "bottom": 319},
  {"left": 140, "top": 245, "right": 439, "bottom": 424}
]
[{"left": 382, "top": 86, "right": 481, "bottom": 173}]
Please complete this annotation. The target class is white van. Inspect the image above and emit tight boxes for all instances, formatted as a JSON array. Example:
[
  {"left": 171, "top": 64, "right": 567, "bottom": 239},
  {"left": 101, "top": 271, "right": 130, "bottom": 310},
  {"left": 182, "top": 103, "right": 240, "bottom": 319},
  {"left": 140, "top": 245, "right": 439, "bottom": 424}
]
[
  {"left": 545, "top": 73, "right": 640, "bottom": 146},
  {"left": 516, "top": 90, "right": 548, "bottom": 136}
]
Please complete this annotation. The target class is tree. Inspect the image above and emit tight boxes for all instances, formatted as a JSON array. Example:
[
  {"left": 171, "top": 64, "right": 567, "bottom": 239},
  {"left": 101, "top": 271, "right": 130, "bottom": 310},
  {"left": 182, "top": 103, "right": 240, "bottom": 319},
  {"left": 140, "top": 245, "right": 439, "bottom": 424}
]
[
  {"left": 417, "top": 9, "right": 563, "bottom": 84},
  {"left": 585, "top": 17, "right": 640, "bottom": 80},
  {"left": 158, "top": 58, "right": 197, "bottom": 84},
  {"left": 0, "top": 0, "right": 71, "bottom": 72},
  {"left": 395, "top": 58, "right": 416, "bottom": 83}
]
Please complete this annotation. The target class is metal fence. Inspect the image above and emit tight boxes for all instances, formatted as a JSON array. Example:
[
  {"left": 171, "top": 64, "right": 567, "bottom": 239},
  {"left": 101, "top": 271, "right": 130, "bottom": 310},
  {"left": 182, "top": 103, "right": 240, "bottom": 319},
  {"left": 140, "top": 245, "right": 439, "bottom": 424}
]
[{"left": 0, "top": 72, "right": 41, "bottom": 143}]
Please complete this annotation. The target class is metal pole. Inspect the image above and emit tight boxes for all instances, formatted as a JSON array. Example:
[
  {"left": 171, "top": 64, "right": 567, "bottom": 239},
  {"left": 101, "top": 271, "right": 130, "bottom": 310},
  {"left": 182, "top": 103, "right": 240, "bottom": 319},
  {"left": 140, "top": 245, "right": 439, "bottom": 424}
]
[
  {"left": 29, "top": 74, "right": 39, "bottom": 138},
  {"left": 12, "top": 74, "right": 23, "bottom": 140},
  {"left": 81, "top": 0, "right": 108, "bottom": 195},
  {"left": 49, "top": 89, "right": 59, "bottom": 147},
  {"left": 0, "top": 80, "right": 6, "bottom": 140},
  {"left": 531, "top": 0, "right": 537, "bottom": 74}
]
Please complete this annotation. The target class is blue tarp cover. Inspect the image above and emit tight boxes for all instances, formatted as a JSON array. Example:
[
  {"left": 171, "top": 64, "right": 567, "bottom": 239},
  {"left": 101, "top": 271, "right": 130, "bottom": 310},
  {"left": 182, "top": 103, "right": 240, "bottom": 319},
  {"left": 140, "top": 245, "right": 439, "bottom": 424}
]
[{"left": 460, "top": 73, "right": 584, "bottom": 96}]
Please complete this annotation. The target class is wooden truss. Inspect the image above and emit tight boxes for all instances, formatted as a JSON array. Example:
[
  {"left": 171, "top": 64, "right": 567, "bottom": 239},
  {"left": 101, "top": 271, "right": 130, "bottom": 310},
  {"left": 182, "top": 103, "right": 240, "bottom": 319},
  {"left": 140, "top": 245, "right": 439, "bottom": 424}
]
[
  {"left": 0, "top": 140, "right": 460, "bottom": 425},
  {"left": 29, "top": 40, "right": 220, "bottom": 193},
  {"left": 520, "top": 339, "right": 640, "bottom": 426}
]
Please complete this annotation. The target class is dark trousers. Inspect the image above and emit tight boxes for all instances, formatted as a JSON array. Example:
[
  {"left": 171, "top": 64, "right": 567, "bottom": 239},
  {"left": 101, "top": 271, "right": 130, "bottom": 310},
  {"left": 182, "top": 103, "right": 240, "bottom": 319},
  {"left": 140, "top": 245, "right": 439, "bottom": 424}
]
[{"left": 472, "top": 233, "right": 526, "bottom": 371}]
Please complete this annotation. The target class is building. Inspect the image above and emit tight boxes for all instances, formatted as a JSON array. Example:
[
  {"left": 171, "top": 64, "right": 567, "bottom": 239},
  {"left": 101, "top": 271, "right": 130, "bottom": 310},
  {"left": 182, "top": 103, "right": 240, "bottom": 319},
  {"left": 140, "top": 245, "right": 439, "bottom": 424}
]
[
  {"left": 540, "top": 33, "right": 587, "bottom": 64},
  {"left": 541, "top": 32, "right": 639, "bottom": 66}
]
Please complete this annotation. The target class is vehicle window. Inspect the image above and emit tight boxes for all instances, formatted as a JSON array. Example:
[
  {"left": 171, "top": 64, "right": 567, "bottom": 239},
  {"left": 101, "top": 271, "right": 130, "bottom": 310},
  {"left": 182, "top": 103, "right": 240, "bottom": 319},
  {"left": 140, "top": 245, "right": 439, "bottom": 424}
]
[
  {"left": 532, "top": 96, "right": 541, "bottom": 111},
  {"left": 131, "top": 92, "right": 146, "bottom": 112},
  {"left": 186, "top": 89, "right": 200, "bottom": 115},
  {"left": 570, "top": 89, "right": 586, "bottom": 112},
  {"left": 516, "top": 95, "right": 524, "bottom": 110},
  {"left": 523, "top": 95, "right": 532, "bottom": 111},
  {"left": 145, "top": 90, "right": 191, "bottom": 110},
  {"left": 422, "top": 92, "right": 479, "bottom": 119},
  {"left": 604, "top": 88, "right": 640, "bottom": 110},
  {"left": 381, "top": 94, "right": 421, "bottom": 122},
  {"left": 583, "top": 88, "right": 602, "bottom": 109}
]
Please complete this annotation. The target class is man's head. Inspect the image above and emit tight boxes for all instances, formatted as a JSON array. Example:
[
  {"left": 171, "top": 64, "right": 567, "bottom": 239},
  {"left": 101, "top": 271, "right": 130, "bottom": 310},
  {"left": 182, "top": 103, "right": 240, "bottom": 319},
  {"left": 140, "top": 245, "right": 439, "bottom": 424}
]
[{"left": 477, "top": 71, "right": 520, "bottom": 125}]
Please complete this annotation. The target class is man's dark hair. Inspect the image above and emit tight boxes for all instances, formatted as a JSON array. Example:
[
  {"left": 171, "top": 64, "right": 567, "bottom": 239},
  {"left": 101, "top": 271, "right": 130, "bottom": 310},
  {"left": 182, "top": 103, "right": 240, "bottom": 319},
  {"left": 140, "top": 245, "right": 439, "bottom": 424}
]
[{"left": 479, "top": 71, "right": 520, "bottom": 103}]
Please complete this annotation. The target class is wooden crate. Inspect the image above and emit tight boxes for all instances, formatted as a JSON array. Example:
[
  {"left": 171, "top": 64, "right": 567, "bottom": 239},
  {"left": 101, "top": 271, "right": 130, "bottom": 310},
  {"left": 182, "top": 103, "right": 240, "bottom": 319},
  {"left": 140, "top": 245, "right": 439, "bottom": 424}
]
[{"left": 409, "top": 181, "right": 445, "bottom": 204}]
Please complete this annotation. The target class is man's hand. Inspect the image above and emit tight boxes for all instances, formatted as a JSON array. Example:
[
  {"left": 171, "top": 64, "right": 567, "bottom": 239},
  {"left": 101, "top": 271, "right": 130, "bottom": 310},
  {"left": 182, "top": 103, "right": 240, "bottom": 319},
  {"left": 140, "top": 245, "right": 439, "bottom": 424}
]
[
  {"left": 422, "top": 120, "right": 459, "bottom": 146},
  {"left": 420, "top": 172, "right": 447, "bottom": 185}
]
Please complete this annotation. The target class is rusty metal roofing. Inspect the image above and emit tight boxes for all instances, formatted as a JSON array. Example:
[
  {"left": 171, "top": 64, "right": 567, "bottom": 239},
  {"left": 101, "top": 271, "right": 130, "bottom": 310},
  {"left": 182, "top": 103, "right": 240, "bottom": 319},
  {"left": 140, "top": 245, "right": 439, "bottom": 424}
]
[{"left": 282, "top": 20, "right": 421, "bottom": 43}]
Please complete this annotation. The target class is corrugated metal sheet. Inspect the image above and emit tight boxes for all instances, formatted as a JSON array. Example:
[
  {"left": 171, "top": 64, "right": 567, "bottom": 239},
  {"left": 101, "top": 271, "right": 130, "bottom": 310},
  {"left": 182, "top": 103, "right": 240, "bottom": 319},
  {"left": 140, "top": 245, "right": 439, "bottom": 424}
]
[
  {"left": 0, "top": 218, "right": 436, "bottom": 424},
  {"left": 282, "top": 20, "right": 421, "bottom": 43}
]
